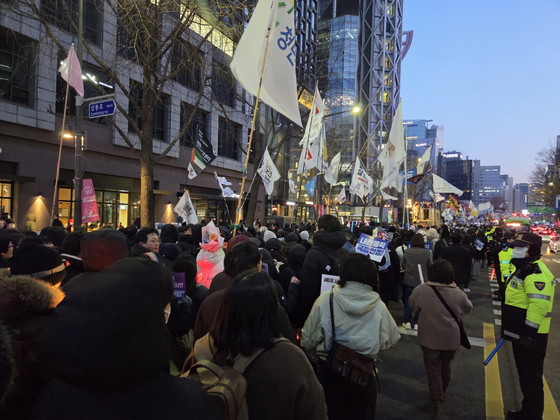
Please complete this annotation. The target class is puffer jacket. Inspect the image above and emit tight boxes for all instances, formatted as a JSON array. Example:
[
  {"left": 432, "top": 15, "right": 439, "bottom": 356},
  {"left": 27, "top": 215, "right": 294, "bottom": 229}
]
[
  {"left": 24, "top": 213, "right": 39, "bottom": 233},
  {"left": 0, "top": 270, "right": 65, "bottom": 419},
  {"left": 301, "top": 282, "right": 401, "bottom": 365},
  {"left": 296, "top": 230, "right": 348, "bottom": 328}
]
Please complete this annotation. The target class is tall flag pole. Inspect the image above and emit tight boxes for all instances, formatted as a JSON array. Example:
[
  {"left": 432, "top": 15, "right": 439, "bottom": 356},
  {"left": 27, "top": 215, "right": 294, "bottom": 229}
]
[
  {"left": 230, "top": 0, "right": 302, "bottom": 233},
  {"left": 52, "top": 43, "right": 84, "bottom": 223}
]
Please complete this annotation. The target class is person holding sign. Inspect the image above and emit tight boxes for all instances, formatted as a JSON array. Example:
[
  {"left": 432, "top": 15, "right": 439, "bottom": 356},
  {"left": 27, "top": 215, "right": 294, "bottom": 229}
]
[
  {"left": 400, "top": 233, "right": 433, "bottom": 330},
  {"left": 301, "top": 253, "right": 400, "bottom": 420}
]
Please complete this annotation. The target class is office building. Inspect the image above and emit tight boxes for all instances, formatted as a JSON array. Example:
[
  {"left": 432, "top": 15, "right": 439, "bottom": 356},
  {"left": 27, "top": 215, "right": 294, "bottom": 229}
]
[
  {"left": 474, "top": 165, "right": 501, "bottom": 205},
  {"left": 500, "top": 174, "right": 514, "bottom": 212}
]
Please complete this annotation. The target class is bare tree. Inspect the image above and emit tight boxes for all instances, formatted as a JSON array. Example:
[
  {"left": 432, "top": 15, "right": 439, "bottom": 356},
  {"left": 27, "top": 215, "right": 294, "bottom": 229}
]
[
  {"left": 18, "top": 0, "right": 248, "bottom": 226},
  {"left": 530, "top": 142, "right": 560, "bottom": 207}
]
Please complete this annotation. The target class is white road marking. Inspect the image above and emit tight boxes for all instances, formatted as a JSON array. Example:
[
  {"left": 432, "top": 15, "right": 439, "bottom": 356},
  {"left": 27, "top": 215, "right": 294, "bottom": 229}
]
[
  {"left": 494, "top": 319, "right": 502, "bottom": 326},
  {"left": 397, "top": 327, "right": 486, "bottom": 347},
  {"left": 493, "top": 309, "right": 502, "bottom": 316},
  {"left": 493, "top": 301, "right": 501, "bottom": 306}
]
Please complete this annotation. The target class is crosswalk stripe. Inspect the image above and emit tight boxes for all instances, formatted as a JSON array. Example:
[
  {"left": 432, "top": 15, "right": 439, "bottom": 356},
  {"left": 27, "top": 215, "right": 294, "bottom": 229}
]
[
  {"left": 398, "top": 327, "right": 486, "bottom": 347},
  {"left": 493, "top": 301, "right": 501, "bottom": 306},
  {"left": 493, "top": 309, "right": 502, "bottom": 316},
  {"left": 484, "top": 323, "right": 504, "bottom": 420},
  {"left": 494, "top": 319, "right": 502, "bottom": 326}
]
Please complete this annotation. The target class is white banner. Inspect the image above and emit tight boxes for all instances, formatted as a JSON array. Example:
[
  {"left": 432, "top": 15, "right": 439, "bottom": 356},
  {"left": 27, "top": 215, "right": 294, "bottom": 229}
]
[
  {"left": 230, "top": 0, "right": 302, "bottom": 127},
  {"left": 337, "top": 188, "right": 346, "bottom": 204},
  {"left": 417, "top": 144, "right": 432, "bottom": 174},
  {"left": 350, "top": 159, "right": 373, "bottom": 198},
  {"left": 478, "top": 201, "right": 492, "bottom": 211},
  {"left": 324, "top": 152, "right": 341, "bottom": 185},
  {"left": 380, "top": 100, "right": 405, "bottom": 189},
  {"left": 174, "top": 191, "right": 198, "bottom": 224},
  {"left": 432, "top": 174, "right": 463, "bottom": 196},
  {"left": 298, "top": 86, "right": 326, "bottom": 174},
  {"left": 257, "top": 149, "right": 281, "bottom": 195}
]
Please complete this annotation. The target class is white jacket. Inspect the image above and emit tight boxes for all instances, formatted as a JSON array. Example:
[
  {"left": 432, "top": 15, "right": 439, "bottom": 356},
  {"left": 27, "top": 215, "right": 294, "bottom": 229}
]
[{"left": 301, "top": 282, "right": 401, "bottom": 365}]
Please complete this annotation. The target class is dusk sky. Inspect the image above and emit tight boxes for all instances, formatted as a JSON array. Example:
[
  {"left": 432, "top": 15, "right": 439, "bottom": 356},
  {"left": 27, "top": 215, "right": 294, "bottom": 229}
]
[{"left": 401, "top": 0, "right": 560, "bottom": 184}]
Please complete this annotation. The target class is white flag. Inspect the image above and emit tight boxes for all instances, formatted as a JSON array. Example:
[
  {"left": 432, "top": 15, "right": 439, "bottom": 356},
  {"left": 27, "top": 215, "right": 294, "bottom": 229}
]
[
  {"left": 230, "top": 0, "right": 302, "bottom": 127},
  {"left": 174, "top": 191, "right": 198, "bottom": 224},
  {"left": 257, "top": 149, "right": 281, "bottom": 195},
  {"left": 381, "top": 191, "right": 398, "bottom": 201},
  {"left": 214, "top": 172, "right": 235, "bottom": 197},
  {"left": 324, "top": 152, "right": 341, "bottom": 185},
  {"left": 417, "top": 144, "right": 432, "bottom": 174},
  {"left": 349, "top": 159, "right": 373, "bottom": 198},
  {"left": 432, "top": 174, "right": 463, "bottom": 196},
  {"left": 337, "top": 188, "right": 346, "bottom": 204},
  {"left": 289, "top": 179, "right": 296, "bottom": 194},
  {"left": 58, "top": 43, "right": 84, "bottom": 97},
  {"left": 380, "top": 100, "right": 405, "bottom": 189},
  {"left": 478, "top": 201, "right": 492, "bottom": 211},
  {"left": 298, "top": 87, "right": 326, "bottom": 174}
]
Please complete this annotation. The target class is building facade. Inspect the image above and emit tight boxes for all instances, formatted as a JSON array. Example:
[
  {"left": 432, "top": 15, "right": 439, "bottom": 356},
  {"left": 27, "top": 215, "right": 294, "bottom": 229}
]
[{"left": 500, "top": 174, "right": 514, "bottom": 212}]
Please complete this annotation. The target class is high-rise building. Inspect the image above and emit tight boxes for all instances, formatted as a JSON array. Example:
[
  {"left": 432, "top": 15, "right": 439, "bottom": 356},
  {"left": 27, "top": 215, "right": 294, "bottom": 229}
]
[
  {"left": 500, "top": 175, "right": 514, "bottom": 212},
  {"left": 474, "top": 165, "right": 501, "bottom": 205},
  {"left": 515, "top": 183, "right": 529, "bottom": 211},
  {"left": 437, "top": 151, "right": 473, "bottom": 200},
  {"left": 403, "top": 120, "right": 444, "bottom": 174}
]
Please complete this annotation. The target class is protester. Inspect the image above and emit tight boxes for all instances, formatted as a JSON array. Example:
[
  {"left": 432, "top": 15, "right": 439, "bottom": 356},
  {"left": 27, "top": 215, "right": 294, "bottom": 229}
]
[
  {"left": 400, "top": 233, "right": 432, "bottom": 330},
  {"left": 59, "top": 230, "right": 86, "bottom": 286},
  {"left": 0, "top": 246, "right": 66, "bottom": 419},
  {"left": 0, "top": 322, "right": 15, "bottom": 405},
  {"left": 23, "top": 213, "right": 39, "bottom": 233},
  {"left": 302, "top": 253, "right": 400, "bottom": 420},
  {"left": 131, "top": 227, "right": 162, "bottom": 262},
  {"left": 32, "top": 258, "right": 223, "bottom": 420},
  {"left": 438, "top": 232, "right": 473, "bottom": 292},
  {"left": 184, "top": 270, "right": 327, "bottom": 420},
  {"left": 0, "top": 237, "right": 13, "bottom": 268},
  {"left": 296, "top": 215, "right": 348, "bottom": 328},
  {"left": 409, "top": 259, "right": 473, "bottom": 419}
]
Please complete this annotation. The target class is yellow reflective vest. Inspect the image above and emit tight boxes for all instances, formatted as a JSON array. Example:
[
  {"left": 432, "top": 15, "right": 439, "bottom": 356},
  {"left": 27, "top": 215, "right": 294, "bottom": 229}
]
[
  {"left": 503, "top": 259, "right": 555, "bottom": 337},
  {"left": 498, "top": 247, "right": 514, "bottom": 283}
]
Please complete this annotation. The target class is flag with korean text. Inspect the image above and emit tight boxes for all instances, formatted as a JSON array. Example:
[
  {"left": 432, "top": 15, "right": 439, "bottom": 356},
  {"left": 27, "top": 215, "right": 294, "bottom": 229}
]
[
  {"left": 174, "top": 190, "right": 198, "bottom": 224},
  {"left": 230, "top": 0, "right": 302, "bottom": 127},
  {"left": 350, "top": 158, "right": 373, "bottom": 199},
  {"left": 380, "top": 100, "right": 405, "bottom": 189},
  {"left": 58, "top": 43, "right": 84, "bottom": 97},
  {"left": 188, "top": 125, "right": 217, "bottom": 179},
  {"left": 81, "top": 179, "right": 100, "bottom": 223},
  {"left": 257, "top": 149, "right": 281, "bottom": 195},
  {"left": 214, "top": 172, "right": 235, "bottom": 197}
]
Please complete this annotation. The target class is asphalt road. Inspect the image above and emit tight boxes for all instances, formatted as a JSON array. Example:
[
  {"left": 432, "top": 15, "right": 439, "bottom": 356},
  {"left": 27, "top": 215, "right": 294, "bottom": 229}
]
[{"left": 375, "top": 240, "right": 560, "bottom": 419}]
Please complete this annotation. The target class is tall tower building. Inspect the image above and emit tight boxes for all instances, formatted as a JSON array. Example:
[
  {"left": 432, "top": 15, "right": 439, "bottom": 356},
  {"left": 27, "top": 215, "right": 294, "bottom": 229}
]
[{"left": 357, "top": 0, "right": 404, "bottom": 166}]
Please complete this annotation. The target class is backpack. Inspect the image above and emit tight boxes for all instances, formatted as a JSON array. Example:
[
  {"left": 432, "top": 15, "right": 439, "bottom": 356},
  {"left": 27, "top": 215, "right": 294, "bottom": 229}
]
[{"left": 181, "top": 334, "right": 289, "bottom": 420}]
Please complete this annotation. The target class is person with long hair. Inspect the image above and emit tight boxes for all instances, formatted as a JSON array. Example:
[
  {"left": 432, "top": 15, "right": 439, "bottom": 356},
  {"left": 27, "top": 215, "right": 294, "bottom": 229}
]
[{"left": 185, "top": 270, "right": 327, "bottom": 420}]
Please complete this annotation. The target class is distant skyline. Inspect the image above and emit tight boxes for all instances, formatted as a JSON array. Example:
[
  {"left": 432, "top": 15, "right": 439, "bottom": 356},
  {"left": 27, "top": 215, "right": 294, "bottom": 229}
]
[{"left": 401, "top": 0, "right": 560, "bottom": 184}]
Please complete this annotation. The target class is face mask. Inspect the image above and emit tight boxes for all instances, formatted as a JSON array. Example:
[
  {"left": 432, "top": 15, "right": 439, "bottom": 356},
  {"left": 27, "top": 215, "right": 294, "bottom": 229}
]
[{"left": 512, "top": 247, "right": 529, "bottom": 259}]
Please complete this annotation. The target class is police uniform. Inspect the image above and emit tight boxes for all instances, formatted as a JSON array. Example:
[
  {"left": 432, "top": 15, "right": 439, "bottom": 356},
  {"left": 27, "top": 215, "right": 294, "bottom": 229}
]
[
  {"left": 496, "top": 246, "right": 514, "bottom": 298},
  {"left": 502, "top": 233, "right": 555, "bottom": 420}
]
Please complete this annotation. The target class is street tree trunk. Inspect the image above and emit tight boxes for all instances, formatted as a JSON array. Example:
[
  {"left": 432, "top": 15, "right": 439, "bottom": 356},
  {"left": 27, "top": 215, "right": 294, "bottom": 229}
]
[
  {"left": 140, "top": 153, "right": 155, "bottom": 227},
  {"left": 245, "top": 174, "right": 263, "bottom": 227}
]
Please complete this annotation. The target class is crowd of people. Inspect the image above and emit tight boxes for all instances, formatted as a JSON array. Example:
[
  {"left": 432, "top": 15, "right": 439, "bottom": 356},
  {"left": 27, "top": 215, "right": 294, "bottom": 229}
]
[{"left": 0, "top": 213, "right": 551, "bottom": 419}]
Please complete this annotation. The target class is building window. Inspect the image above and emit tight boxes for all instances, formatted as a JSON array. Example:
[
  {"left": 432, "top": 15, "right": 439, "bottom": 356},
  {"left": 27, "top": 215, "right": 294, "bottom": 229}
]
[
  {"left": 0, "top": 183, "right": 13, "bottom": 218},
  {"left": 212, "top": 60, "right": 235, "bottom": 108},
  {"left": 180, "top": 104, "right": 208, "bottom": 148},
  {"left": 218, "top": 117, "right": 240, "bottom": 160},
  {"left": 128, "top": 81, "right": 168, "bottom": 142},
  {"left": 0, "top": 29, "right": 35, "bottom": 106},
  {"left": 172, "top": 43, "right": 204, "bottom": 92},
  {"left": 41, "top": 0, "right": 101, "bottom": 44}
]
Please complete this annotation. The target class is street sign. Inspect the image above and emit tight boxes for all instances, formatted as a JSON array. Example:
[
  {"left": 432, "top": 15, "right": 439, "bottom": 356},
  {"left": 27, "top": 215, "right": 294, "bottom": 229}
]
[
  {"left": 89, "top": 99, "right": 115, "bottom": 118},
  {"left": 555, "top": 195, "right": 560, "bottom": 210}
]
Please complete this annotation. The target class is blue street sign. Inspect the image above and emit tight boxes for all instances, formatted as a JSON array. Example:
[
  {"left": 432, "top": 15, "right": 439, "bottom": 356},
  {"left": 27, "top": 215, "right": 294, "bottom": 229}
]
[
  {"left": 89, "top": 99, "right": 115, "bottom": 118},
  {"left": 555, "top": 195, "right": 560, "bottom": 210}
]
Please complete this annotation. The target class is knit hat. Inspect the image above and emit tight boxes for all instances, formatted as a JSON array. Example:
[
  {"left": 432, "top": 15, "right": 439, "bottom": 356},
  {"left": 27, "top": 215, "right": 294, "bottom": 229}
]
[
  {"left": 40, "top": 226, "right": 68, "bottom": 248},
  {"left": 11, "top": 243, "right": 66, "bottom": 285},
  {"left": 159, "top": 243, "right": 181, "bottom": 261},
  {"left": 263, "top": 230, "right": 276, "bottom": 243},
  {"left": 300, "top": 231, "right": 309, "bottom": 241},
  {"left": 226, "top": 235, "right": 251, "bottom": 253}
]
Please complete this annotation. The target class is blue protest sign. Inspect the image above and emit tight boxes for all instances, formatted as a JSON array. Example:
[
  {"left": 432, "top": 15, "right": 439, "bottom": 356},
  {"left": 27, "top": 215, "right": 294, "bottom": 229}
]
[
  {"left": 173, "top": 272, "right": 186, "bottom": 302},
  {"left": 355, "top": 233, "right": 389, "bottom": 263}
]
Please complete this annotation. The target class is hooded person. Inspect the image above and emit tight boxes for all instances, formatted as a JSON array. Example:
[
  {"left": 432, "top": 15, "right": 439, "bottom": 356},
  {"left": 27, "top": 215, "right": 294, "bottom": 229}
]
[
  {"left": 39, "top": 226, "right": 68, "bottom": 249},
  {"left": 32, "top": 258, "right": 223, "bottom": 420},
  {"left": 24, "top": 213, "right": 39, "bottom": 233},
  {"left": 59, "top": 230, "right": 86, "bottom": 286},
  {"left": 160, "top": 224, "right": 179, "bottom": 244},
  {"left": 62, "top": 229, "right": 130, "bottom": 295},
  {"left": 159, "top": 243, "right": 182, "bottom": 272},
  {"left": 301, "top": 253, "right": 400, "bottom": 420},
  {"left": 0, "top": 246, "right": 66, "bottom": 419},
  {"left": 295, "top": 215, "right": 349, "bottom": 328},
  {"left": 195, "top": 222, "right": 225, "bottom": 289}
]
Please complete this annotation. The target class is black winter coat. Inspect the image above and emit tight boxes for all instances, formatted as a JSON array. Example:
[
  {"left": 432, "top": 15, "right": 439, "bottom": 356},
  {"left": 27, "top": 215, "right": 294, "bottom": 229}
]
[
  {"left": 439, "top": 243, "right": 473, "bottom": 287},
  {"left": 295, "top": 230, "right": 347, "bottom": 328}
]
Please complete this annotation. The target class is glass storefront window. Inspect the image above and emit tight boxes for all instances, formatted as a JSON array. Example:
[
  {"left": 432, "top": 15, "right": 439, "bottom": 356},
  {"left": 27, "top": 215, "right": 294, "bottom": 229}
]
[{"left": 0, "top": 183, "right": 12, "bottom": 218}]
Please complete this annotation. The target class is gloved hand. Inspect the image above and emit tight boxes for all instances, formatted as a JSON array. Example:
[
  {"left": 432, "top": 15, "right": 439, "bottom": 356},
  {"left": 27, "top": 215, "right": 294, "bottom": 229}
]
[
  {"left": 517, "top": 335, "right": 535, "bottom": 347},
  {"left": 524, "top": 323, "right": 539, "bottom": 340}
]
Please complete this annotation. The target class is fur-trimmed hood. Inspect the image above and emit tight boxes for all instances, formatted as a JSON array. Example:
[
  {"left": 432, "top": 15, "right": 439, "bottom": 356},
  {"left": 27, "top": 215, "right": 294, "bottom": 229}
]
[{"left": 0, "top": 270, "right": 65, "bottom": 320}]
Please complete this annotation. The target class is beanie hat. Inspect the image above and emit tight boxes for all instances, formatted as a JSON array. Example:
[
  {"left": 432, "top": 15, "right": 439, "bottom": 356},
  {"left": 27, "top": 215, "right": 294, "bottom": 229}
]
[
  {"left": 300, "top": 231, "right": 309, "bottom": 241},
  {"left": 226, "top": 235, "right": 251, "bottom": 253},
  {"left": 263, "top": 230, "right": 276, "bottom": 243},
  {"left": 11, "top": 243, "right": 66, "bottom": 285},
  {"left": 159, "top": 243, "right": 181, "bottom": 261},
  {"left": 39, "top": 226, "right": 68, "bottom": 248}
]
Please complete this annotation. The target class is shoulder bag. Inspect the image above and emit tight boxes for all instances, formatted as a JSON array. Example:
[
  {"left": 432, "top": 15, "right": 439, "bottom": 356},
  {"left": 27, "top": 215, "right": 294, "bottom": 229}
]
[
  {"left": 326, "top": 290, "right": 375, "bottom": 387},
  {"left": 430, "top": 285, "right": 471, "bottom": 349}
]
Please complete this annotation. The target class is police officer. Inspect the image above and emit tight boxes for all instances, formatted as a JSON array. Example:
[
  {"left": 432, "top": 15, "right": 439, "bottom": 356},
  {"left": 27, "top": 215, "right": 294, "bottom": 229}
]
[
  {"left": 491, "top": 231, "right": 516, "bottom": 300},
  {"left": 502, "top": 233, "right": 555, "bottom": 419}
]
